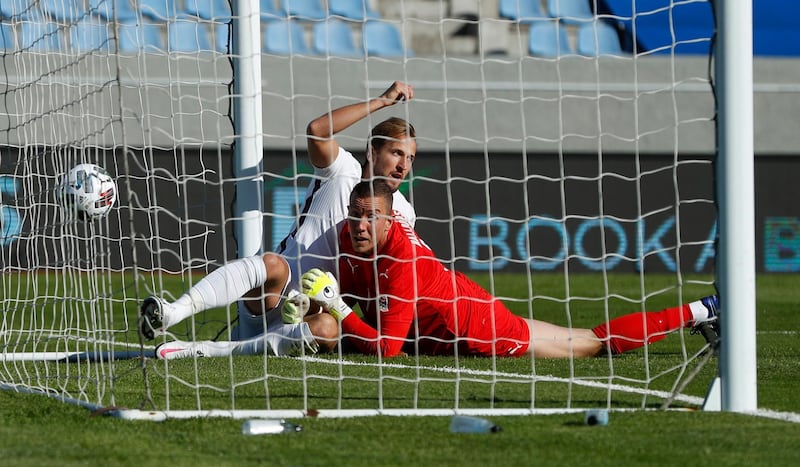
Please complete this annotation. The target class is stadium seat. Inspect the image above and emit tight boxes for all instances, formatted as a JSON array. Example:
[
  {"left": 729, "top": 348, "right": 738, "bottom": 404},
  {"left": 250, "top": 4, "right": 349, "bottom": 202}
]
[
  {"left": 260, "top": 0, "right": 283, "bottom": 21},
  {"left": 0, "top": 23, "right": 16, "bottom": 50},
  {"left": 89, "top": 0, "right": 138, "bottom": 22},
  {"left": 328, "top": 0, "right": 380, "bottom": 21},
  {"left": 498, "top": 0, "right": 547, "bottom": 24},
  {"left": 139, "top": 0, "right": 179, "bottom": 22},
  {"left": 184, "top": 0, "right": 231, "bottom": 22},
  {"left": 263, "top": 19, "right": 310, "bottom": 55},
  {"left": 167, "top": 17, "right": 213, "bottom": 52},
  {"left": 527, "top": 20, "right": 572, "bottom": 57},
  {"left": 70, "top": 18, "right": 112, "bottom": 52},
  {"left": 362, "top": 20, "right": 411, "bottom": 57},
  {"left": 312, "top": 18, "right": 361, "bottom": 56},
  {"left": 601, "top": 0, "right": 713, "bottom": 55},
  {"left": 20, "top": 18, "right": 63, "bottom": 50},
  {"left": 41, "top": 0, "right": 85, "bottom": 23},
  {"left": 547, "top": 0, "right": 594, "bottom": 25},
  {"left": 280, "top": 0, "right": 326, "bottom": 21},
  {"left": 215, "top": 22, "right": 229, "bottom": 53},
  {"left": 117, "top": 21, "right": 164, "bottom": 53},
  {"left": 0, "top": 1, "right": 22, "bottom": 20},
  {"left": 576, "top": 21, "right": 623, "bottom": 56}
]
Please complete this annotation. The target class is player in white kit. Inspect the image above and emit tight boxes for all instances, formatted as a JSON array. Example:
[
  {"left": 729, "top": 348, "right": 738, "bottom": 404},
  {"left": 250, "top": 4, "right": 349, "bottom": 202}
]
[{"left": 140, "top": 81, "right": 418, "bottom": 359}]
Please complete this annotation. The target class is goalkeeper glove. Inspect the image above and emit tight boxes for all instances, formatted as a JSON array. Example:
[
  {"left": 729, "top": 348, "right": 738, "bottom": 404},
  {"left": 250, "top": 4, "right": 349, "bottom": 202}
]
[
  {"left": 281, "top": 289, "right": 310, "bottom": 325},
  {"left": 301, "top": 268, "right": 352, "bottom": 321}
]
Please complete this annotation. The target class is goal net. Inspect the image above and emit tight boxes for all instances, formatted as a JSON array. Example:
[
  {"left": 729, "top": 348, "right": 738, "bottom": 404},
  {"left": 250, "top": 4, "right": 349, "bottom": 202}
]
[{"left": 1, "top": 0, "right": 722, "bottom": 418}]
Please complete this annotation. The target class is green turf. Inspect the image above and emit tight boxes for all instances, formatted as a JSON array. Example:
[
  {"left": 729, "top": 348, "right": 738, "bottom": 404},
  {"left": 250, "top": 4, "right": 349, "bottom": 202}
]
[{"left": 1, "top": 273, "right": 798, "bottom": 466}]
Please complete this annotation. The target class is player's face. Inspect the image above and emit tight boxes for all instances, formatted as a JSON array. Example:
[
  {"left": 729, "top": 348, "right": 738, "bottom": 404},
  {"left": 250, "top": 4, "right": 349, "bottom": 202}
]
[
  {"left": 347, "top": 195, "right": 393, "bottom": 256},
  {"left": 368, "top": 137, "right": 416, "bottom": 192}
]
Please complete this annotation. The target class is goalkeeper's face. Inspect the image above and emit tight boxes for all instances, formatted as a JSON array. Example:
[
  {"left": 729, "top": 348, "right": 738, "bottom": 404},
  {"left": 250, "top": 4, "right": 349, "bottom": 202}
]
[
  {"left": 347, "top": 196, "right": 394, "bottom": 256},
  {"left": 368, "top": 136, "right": 416, "bottom": 192}
]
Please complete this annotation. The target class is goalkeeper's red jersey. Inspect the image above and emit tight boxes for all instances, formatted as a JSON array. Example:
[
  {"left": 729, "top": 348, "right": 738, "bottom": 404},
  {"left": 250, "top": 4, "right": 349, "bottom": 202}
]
[{"left": 337, "top": 215, "right": 530, "bottom": 357}]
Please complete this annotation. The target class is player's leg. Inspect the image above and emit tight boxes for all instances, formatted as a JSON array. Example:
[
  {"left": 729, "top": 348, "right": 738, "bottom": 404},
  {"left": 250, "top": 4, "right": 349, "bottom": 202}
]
[
  {"left": 590, "top": 295, "right": 720, "bottom": 355},
  {"left": 139, "top": 254, "right": 282, "bottom": 339},
  {"left": 154, "top": 321, "right": 320, "bottom": 360},
  {"left": 304, "top": 312, "right": 339, "bottom": 353},
  {"left": 242, "top": 252, "right": 291, "bottom": 315},
  {"left": 524, "top": 319, "right": 603, "bottom": 358}
]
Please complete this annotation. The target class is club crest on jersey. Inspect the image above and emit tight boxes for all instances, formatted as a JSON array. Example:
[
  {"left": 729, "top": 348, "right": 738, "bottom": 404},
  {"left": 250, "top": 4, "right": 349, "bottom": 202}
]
[{"left": 378, "top": 295, "right": 389, "bottom": 313}]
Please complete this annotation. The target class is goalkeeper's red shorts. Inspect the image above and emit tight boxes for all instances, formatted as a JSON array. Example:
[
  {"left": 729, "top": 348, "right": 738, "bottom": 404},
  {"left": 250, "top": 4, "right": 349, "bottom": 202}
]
[{"left": 411, "top": 275, "right": 531, "bottom": 357}]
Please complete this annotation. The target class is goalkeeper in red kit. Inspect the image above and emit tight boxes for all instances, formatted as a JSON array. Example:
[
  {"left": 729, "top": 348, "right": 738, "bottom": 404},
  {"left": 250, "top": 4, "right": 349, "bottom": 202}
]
[{"left": 295, "top": 180, "right": 720, "bottom": 358}]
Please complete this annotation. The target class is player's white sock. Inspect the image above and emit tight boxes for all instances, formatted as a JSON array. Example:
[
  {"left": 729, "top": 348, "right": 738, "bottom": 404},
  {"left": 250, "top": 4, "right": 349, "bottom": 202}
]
[
  {"left": 232, "top": 323, "right": 319, "bottom": 356},
  {"left": 166, "top": 255, "right": 268, "bottom": 327},
  {"left": 688, "top": 298, "right": 714, "bottom": 324}
]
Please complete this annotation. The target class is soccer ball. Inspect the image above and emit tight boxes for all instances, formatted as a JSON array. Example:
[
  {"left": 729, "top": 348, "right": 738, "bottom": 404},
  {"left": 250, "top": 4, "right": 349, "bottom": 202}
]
[{"left": 58, "top": 163, "right": 117, "bottom": 220}]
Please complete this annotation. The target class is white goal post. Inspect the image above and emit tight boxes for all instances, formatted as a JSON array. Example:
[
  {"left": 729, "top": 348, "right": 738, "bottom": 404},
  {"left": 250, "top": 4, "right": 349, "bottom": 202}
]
[{"left": 0, "top": 0, "right": 756, "bottom": 417}]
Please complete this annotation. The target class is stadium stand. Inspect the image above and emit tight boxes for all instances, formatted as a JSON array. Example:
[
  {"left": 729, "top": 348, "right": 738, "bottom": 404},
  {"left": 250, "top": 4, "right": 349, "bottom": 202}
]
[
  {"left": 598, "top": 0, "right": 713, "bottom": 55},
  {"left": 363, "top": 20, "right": 411, "bottom": 57},
  {"left": 184, "top": 0, "right": 232, "bottom": 22},
  {"left": 118, "top": 20, "right": 164, "bottom": 53},
  {"left": 41, "top": 0, "right": 84, "bottom": 23},
  {"left": 499, "top": 0, "right": 548, "bottom": 24},
  {"left": 263, "top": 18, "right": 310, "bottom": 55},
  {"left": 528, "top": 19, "right": 572, "bottom": 57},
  {"left": 139, "top": 0, "right": 179, "bottom": 22},
  {"left": 0, "top": 1, "right": 24, "bottom": 20},
  {"left": 312, "top": 18, "right": 362, "bottom": 56},
  {"left": 329, "top": 0, "right": 381, "bottom": 21},
  {"left": 547, "top": 0, "right": 593, "bottom": 24},
  {"left": 215, "top": 22, "right": 229, "bottom": 53},
  {"left": 20, "top": 17, "right": 63, "bottom": 51},
  {"left": 576, "top": 20, "right": 623, "bottom": 56},
  {"left": 0, "top": 22, "right": 15, "bottom": 50},
  {"left": 71, "top": 17, "right": 112, "bottom": 52},
  {"left": 752, "top": 0, "right": 800, "bottom": 56},
  {"left": 281, "top": 0, "right": 327, "bottom": 21},
  {"left": 260, "top": 0, "right": 283, "bottom": 21},
  {"left": 0, "top": 0, "right": 794, "bottom": 57},
  {"left": 90, "top": 0, "right": 138, "bottom": 22},
  {"left": 168, "top": 15, "right": 213, "bottom": 52}
]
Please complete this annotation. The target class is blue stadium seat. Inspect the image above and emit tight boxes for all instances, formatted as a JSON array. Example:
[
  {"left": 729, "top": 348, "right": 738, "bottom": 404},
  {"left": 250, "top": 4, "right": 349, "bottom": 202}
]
[
  {"left": 184, "top": 0, "right": 231, "bottom": 22},
  {"left": 576, "top": 21, "right": 623, "bottom": 56},
  {"left": 20, "top": 18, "right": 63, "bottom": 50},
  {"left": 601, "top": 0, "right": 713, "bottom": 55},
  {"left": 1, "top": 1, "right": 23, "bottom": 20},
  {"left": 547, "top": 0, "right": 593, "bottom": 25},
  {"left": 70, "top": 18, "right": 112, "bottom": 52},
  {"left": 139, "top": 0, "right": 179, "bottom": 22},
  {"left": 528, "top": 20, "right": 572, "bottom": 57},
  {"left": 117, "top": 21, "right": 164, "bottom": 53},
  {"left": 753, "top": 0, "right": 800, "bottom": 56},
  {"left": 215, "top": 22, "right": 229, "bottom": 53},
  {"left": 263, "top": 19, "right": 310, "bottom": 55},
  {"left": 41, "top": 0, "right": 85, "bottom": 23},
  {"left": 0, "top": 23, "right": 16, "bottom": 50},
  {"left": 329, "top": 0, "right": 380, "bottom": 21},
  {"left": 89, "top": 0, "right": 138, "bottom": 22},
  {"left": 281, "top": 0, "right": 326, "bottom": 21},
  {"left": 312, "top": 18, "right": 361, "bottom": 56},
  {"left": 260, "top": 0, "right": 283, "bottom": 21},
  {"left": 499, "top": 0, "right": 547, "bottom": 24},
  {"left": 167, "top": 17, "right": 212, "bottom": 52},
  {"left": 362, "top": 20, "right": 411, "bottom": 57}
]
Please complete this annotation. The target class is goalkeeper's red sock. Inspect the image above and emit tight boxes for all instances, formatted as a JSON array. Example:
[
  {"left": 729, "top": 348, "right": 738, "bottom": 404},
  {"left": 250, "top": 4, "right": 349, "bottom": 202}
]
[{"left": 591, "top": 305, "right": 693, "bottom": 355}]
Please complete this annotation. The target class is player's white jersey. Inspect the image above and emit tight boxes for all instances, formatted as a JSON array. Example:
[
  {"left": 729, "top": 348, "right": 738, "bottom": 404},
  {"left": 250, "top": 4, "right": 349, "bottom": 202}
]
[{"left": 277, "top": 146, "right": 415, "bottom": 282}]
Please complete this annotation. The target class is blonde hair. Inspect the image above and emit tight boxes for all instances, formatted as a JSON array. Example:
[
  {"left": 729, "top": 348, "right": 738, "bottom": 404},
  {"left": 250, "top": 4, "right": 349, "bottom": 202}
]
[{"left": 368, "top": 117, "right": 416, "bottom": 154}]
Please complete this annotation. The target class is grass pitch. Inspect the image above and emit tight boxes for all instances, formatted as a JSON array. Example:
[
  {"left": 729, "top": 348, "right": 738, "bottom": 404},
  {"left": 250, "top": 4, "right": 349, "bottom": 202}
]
[{"left": 1, "top": 273, "right": 798, "bottom": 466}]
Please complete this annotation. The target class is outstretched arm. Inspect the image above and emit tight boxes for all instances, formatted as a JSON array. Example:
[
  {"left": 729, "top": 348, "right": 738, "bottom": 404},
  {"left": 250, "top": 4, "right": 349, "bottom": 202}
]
[{"left": 306, "top": 81, "right": 414, "bottom": 169}]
